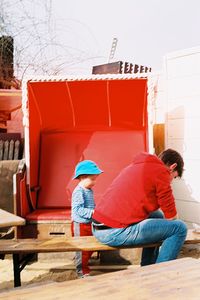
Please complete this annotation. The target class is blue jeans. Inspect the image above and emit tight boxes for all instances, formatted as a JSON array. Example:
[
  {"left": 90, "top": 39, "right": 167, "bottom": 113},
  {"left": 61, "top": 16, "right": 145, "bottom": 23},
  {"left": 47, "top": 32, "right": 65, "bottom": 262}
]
[{"left": 92, "top": 210, "right": 187, "bottom": 266}]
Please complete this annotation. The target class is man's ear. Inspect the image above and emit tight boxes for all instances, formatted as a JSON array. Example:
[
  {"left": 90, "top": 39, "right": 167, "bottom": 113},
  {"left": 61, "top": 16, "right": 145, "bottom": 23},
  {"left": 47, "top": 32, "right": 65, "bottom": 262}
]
[{"left": 169, "top": 163, "right": 177, "bottom": 172}]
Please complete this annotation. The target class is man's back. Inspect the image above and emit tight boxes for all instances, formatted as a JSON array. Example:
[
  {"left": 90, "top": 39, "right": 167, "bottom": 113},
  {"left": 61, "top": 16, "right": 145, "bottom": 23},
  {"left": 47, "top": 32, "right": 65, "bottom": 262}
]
[{"left": 93, "top": 152, "right": 176, "bottom": 227}]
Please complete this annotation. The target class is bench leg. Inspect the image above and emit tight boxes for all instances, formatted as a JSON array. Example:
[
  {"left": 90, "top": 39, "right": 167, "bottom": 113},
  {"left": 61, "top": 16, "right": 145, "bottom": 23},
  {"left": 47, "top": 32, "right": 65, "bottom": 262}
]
[
  {"left": 12, "top": 253, "right": 36, "bottom": 287},
  {"left": 13, "top": 254, "right": 21, "bottom": 287}
]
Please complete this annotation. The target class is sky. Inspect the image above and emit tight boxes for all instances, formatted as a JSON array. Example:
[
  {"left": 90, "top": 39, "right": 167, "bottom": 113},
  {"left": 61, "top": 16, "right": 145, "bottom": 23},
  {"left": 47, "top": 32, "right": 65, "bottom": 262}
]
[
  {"left": 3, "top": 0, "right": 200, "bottom": 77},
  {"left": 50, "top": 0, "right": 200, "bottom": 74}
]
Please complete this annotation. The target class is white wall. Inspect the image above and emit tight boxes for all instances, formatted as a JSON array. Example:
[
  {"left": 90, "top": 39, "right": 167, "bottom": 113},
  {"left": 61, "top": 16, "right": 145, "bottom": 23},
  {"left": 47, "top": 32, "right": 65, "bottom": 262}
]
[{"left": 163, "top": 46, "right": 200, "bottom": 227}]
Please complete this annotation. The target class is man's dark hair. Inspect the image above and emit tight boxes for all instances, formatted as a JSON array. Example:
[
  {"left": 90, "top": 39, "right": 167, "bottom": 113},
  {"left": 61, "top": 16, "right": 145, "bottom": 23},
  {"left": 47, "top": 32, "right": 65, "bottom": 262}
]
[{"left": 158, "top": 148, "right": 184, "bottom": 178}]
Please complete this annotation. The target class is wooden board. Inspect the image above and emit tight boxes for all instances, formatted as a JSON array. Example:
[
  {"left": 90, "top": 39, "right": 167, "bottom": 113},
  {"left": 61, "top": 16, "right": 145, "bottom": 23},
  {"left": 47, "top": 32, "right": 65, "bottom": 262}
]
[
  {"left": 0, "top": 229, "right": 199, "bottom": 254},
  {"left": 0, "top": 258, "right": 200, "bottom": 299},
  {"left": 0, "top": 209, "right": 25, "bottom": 228}
]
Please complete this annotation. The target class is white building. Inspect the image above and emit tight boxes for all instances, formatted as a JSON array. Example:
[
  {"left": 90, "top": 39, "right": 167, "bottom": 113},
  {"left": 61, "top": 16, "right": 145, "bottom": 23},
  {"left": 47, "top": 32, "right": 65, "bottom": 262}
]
[{"left": 156, "top": 46, "right": 200, "bottom": 227}]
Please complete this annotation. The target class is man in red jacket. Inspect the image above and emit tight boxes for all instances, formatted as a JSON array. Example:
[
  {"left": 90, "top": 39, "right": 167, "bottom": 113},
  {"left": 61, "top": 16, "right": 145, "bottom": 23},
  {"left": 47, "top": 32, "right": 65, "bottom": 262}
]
[{"left": 92, "top": 149, "right": 187, "bottom": 266}]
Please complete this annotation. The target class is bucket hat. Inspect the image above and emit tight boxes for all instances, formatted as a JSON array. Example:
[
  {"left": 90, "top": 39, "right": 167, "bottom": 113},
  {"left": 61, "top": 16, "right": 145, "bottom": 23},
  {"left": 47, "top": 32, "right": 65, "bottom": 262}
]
[{"left": 73, "top": 160, "right": 103, "bottom": 179}]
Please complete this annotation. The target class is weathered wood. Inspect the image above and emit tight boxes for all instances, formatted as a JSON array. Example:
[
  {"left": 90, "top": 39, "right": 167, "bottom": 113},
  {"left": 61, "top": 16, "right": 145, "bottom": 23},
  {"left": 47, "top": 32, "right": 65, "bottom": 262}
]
[
  {"left": 3, "top": 140, "right": 9, "bottom": 160},
  {"left": 153, "top": 123, "right": 165, "bottom": 155},
  {"left": 0, "top": 134, "right": 22, "bottom": 160},
  {"left": 0, "top": 208, "right": 25, "bottom": 228},
  {"left": 0, "top": 229, "right": 199, "bottom": 289},
  {"left": 14, "top": 139, "right": 20, "bottom": 159},
  {"left": 19, "top": 222, "right": 72, "bottom": 239},
  {"left": 8, "top": 139, "right": 14, "bottom": 160},
  {"left": 0, "top": 140, "right": 3, "bottom": 160},
  {"left": 0, "top": 229, "right": 199, "bottom": 254},
  {"left": 0, "top": 258, "right": 200, "bottom": 300}
]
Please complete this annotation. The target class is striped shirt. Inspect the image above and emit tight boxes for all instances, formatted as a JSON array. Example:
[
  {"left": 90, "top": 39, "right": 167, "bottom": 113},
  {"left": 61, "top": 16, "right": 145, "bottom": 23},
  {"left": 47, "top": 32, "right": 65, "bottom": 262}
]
[{"left": 71, "top": 184, "right": 95, "bottom": 223}]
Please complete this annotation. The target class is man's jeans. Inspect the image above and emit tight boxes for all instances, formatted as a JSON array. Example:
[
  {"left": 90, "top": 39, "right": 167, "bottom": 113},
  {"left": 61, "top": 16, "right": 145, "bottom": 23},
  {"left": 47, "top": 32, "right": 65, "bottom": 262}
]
[{"left": 92, "top": 210, "right": 187, "bottom": 266}]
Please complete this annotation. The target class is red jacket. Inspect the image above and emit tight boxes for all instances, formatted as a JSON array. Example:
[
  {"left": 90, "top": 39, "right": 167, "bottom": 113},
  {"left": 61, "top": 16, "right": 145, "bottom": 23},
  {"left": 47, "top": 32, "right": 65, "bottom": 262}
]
[{"left": 93, "top": 152, "right": 177, "bottom": 228}]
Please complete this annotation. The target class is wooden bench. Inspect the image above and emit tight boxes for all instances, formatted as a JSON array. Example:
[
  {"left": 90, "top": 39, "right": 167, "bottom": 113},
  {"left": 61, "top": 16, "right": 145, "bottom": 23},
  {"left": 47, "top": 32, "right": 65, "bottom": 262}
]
[
  {"left": 0, "top": 229, "right": 200, "bottom": 288},
  {"left": 0, "top": 257, "right": 199, "bottom": 300},
  {"left": 0, "top": 208, "right": 25, "bottom": 228}
]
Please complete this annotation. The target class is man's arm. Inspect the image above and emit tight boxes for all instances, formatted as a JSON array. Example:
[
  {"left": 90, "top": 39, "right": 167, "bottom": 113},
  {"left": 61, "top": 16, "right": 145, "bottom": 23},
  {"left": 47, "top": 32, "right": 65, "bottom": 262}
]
[
  {"left": 156, "top": 169, "right": 178, "bottom": 219},
  {"left": 166, "top": 214, "right": 178, "bottom": 220}
]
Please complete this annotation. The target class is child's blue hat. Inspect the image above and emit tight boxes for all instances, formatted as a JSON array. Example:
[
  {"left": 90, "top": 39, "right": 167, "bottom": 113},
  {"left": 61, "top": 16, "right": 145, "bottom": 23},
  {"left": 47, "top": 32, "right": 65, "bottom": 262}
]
[{"left": 73, "top": 160, "right": 103, "bottom": 179}]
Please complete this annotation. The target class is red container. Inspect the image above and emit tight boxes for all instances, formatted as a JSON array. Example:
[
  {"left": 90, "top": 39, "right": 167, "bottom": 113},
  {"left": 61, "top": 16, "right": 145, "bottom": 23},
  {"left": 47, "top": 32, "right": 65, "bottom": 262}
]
[{"left": 16, "top": 75, "right": 151, "bottom": 237}]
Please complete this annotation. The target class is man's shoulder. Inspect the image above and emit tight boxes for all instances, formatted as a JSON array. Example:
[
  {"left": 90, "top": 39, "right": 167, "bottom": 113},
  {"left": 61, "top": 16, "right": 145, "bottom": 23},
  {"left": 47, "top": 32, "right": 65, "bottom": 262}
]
[{"left": 133, "top": 152, "right": 162, "bottom": 166}]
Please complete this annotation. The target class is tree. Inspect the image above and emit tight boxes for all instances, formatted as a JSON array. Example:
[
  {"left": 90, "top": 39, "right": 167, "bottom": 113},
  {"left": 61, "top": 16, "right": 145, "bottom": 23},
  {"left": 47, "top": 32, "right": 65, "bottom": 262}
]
[{"left": 0, "top": 0, "right": 104, "bottom": 86}]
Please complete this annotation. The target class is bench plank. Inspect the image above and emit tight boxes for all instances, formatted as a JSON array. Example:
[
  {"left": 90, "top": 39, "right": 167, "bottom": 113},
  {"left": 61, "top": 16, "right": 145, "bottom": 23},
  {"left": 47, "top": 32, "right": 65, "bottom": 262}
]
[
  {"left": 0, "top": 258, "right": 200, "bottom": 299},
  {"left": 0, "top": 209, "right": 25, "bottom": 228},
  {"left": 0, "top": 229, "right": 199, "bottom": 254},
  {"left": 0, "top": 229, "right": 199, "bottom": 288}
]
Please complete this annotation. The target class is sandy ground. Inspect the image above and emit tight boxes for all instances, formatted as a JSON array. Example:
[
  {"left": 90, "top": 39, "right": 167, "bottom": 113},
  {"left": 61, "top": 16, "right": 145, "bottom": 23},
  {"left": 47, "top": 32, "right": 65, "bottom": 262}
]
[
  {"left": 0, "top": 252, "right": 137, "bottom": 293},
  {"left": 0, "top": 245, "right": 199, "bottom": 293},
  {"left": 0, "top": 256, "right": 77, "bottom": 291}
]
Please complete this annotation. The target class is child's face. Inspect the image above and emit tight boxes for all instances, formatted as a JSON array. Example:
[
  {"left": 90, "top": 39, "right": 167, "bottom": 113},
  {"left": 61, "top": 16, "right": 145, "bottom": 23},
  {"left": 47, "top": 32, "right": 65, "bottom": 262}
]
[{"left": 80, "top": 175, "right": 99, "bottom": 189}]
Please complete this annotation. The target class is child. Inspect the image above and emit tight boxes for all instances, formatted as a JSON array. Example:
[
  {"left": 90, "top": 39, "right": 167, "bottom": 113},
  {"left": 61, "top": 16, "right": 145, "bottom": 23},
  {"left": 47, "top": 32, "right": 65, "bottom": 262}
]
[{"left": 71, "top": 160, "right": 103, "bottom": 278}]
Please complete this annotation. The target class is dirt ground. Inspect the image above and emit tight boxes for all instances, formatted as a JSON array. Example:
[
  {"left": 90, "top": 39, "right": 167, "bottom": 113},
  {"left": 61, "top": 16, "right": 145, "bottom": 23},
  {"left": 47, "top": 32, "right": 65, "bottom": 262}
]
[
  {"left": 0, "top": 254, "right": 132, "bottom": 292},
  {"left": 0, "top": 245, "right": 199, "bottom": 293}
]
